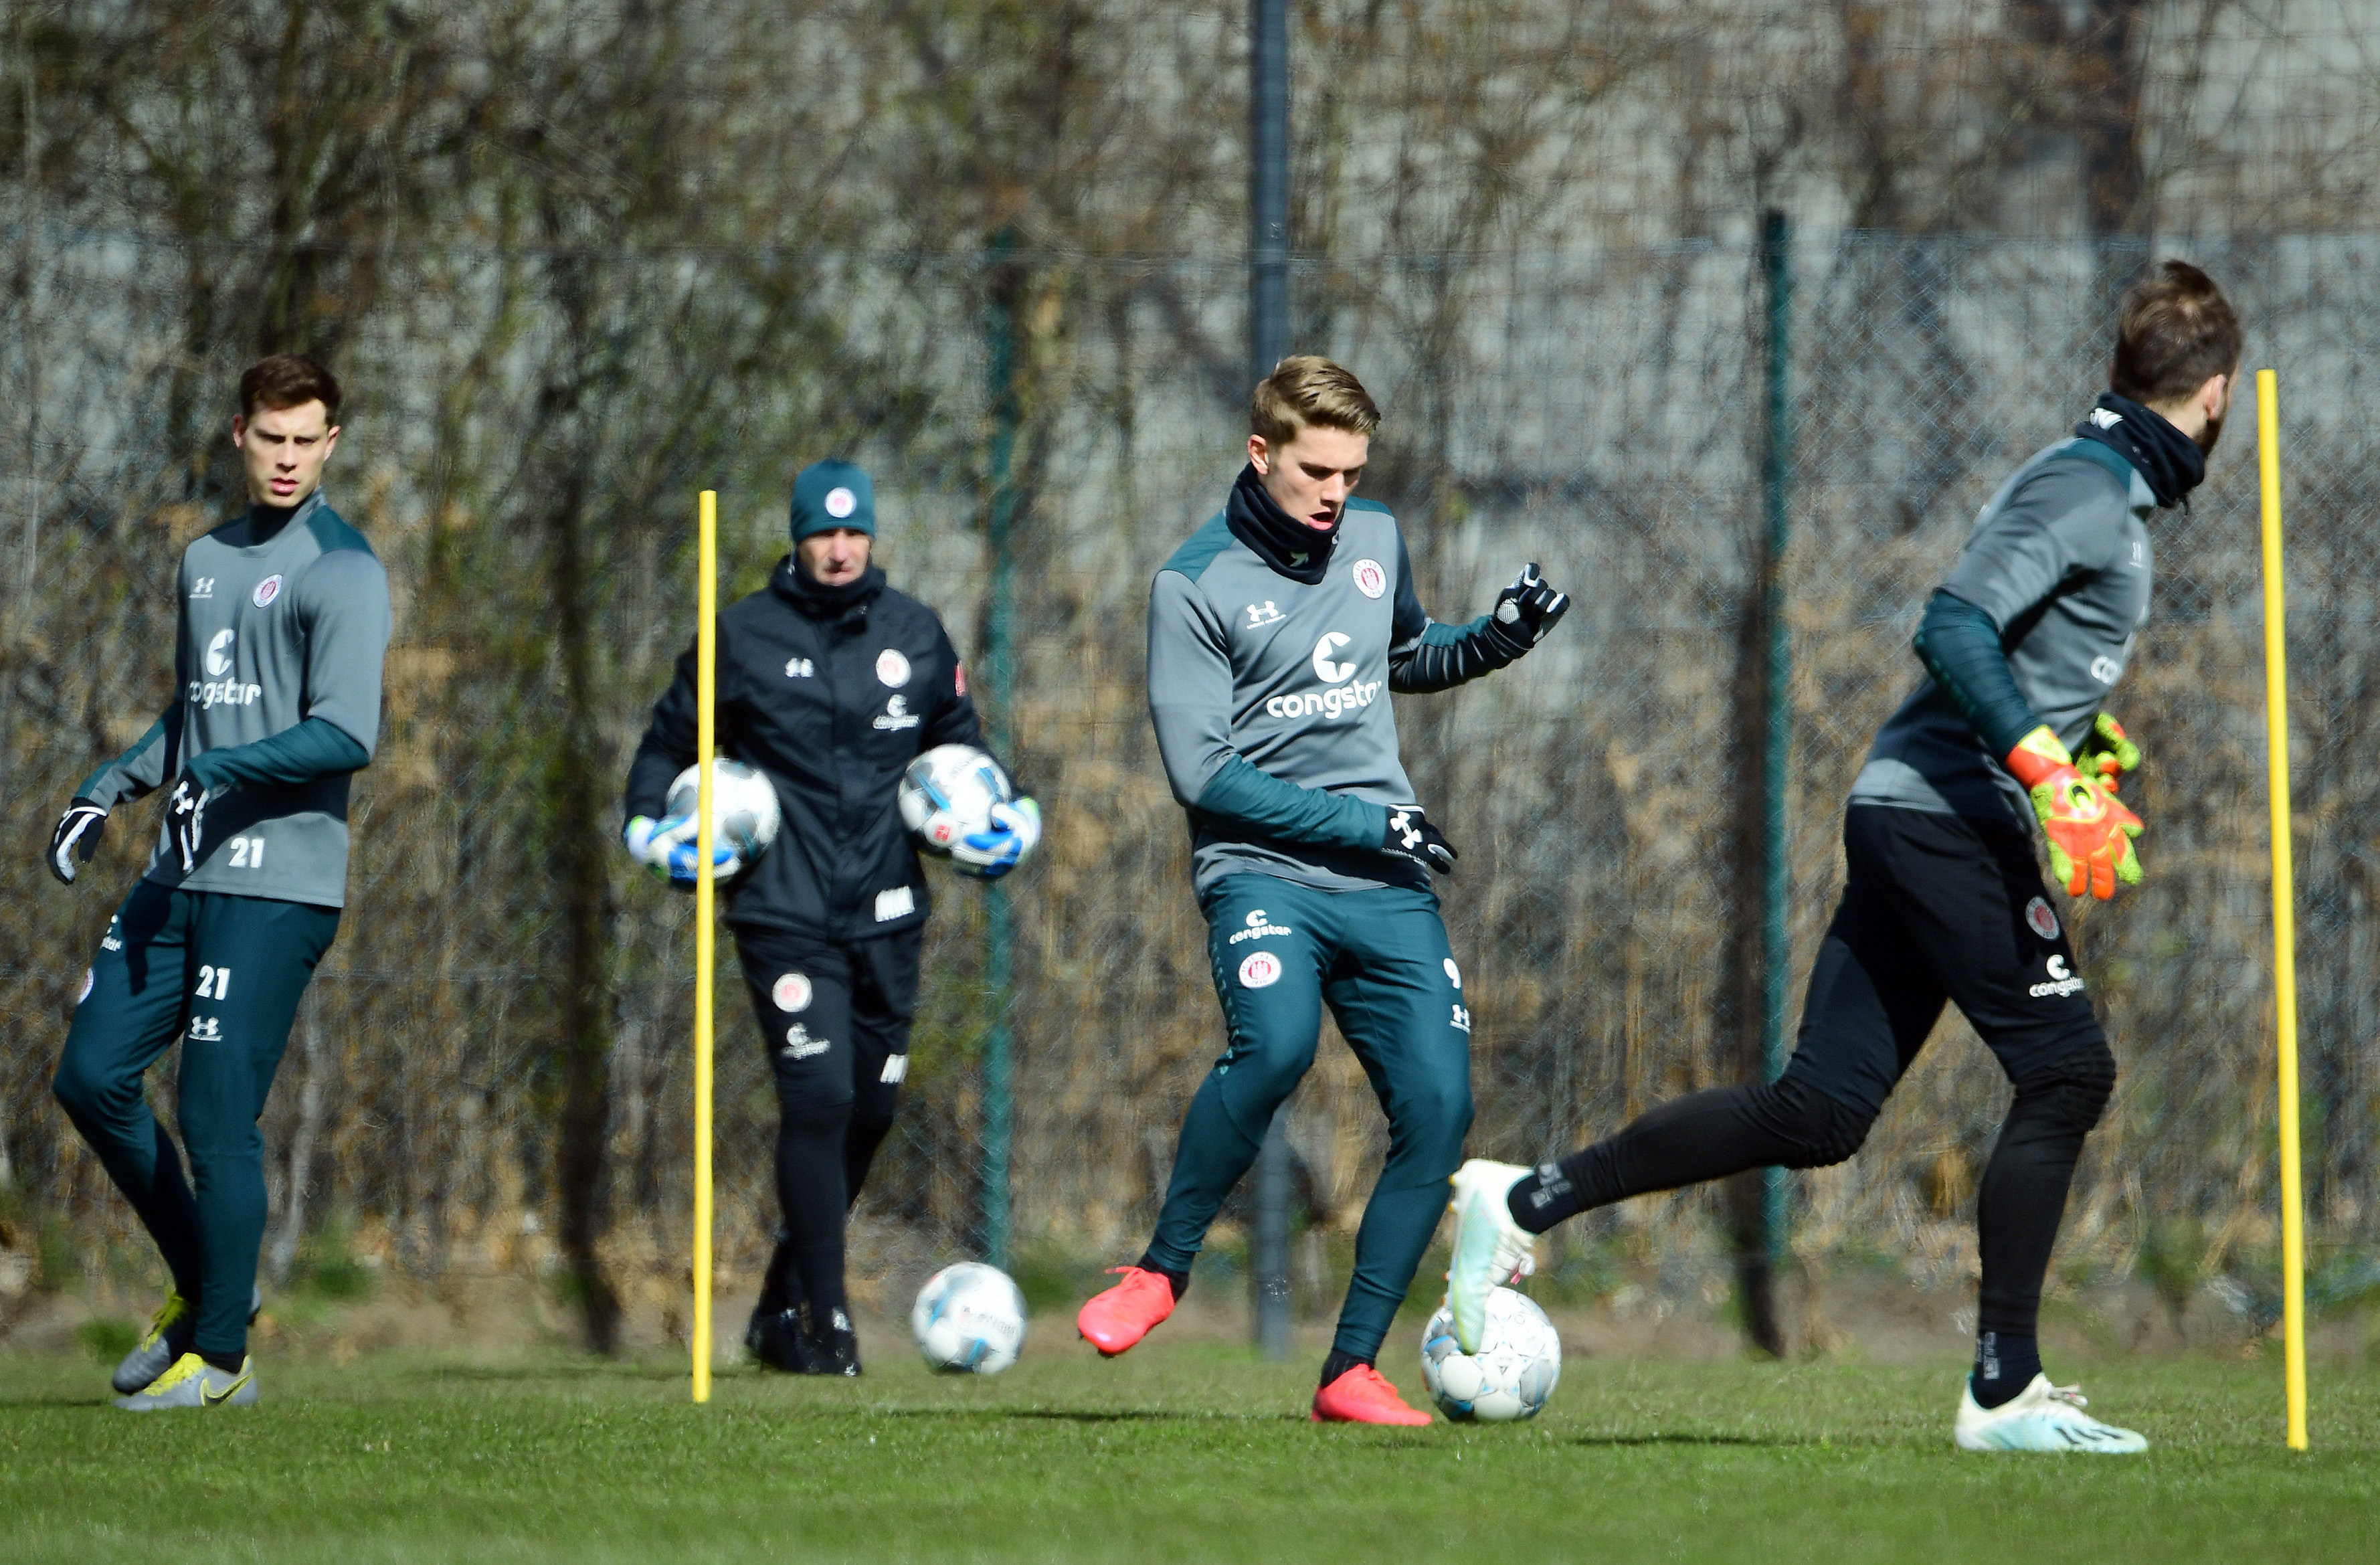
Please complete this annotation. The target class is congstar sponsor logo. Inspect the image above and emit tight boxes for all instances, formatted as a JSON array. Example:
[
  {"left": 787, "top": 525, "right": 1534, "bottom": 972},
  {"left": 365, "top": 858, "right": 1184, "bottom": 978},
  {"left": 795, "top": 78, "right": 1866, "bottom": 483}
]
[
  {"left": 1228, "top": 908, "right": 1293, "bottom": 945},
  {"left": 1264, "top": 630, "right": 1380, "bottom": 720},
  {"left": 189, "top": 678, "right": 263, "bottom": 709},
  {"left": 1266, "top": 681, "right": 1380, "bottom": 720},
  {"left": 189, "top": 629, "right": 262, "bottom": 708},
  {"left": 2030, "top": 953, "right": 2086, "bottom": 998}
]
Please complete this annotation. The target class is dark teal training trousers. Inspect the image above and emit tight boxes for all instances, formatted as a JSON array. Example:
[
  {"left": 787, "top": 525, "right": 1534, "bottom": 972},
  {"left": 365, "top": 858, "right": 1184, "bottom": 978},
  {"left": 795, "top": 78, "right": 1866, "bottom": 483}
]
[
  {"left": 53, "top": 881, "right": 340, "bottom": 1358},
  {"left": 1146, "top": 874, "right": 1474, "bottom": 1362}
]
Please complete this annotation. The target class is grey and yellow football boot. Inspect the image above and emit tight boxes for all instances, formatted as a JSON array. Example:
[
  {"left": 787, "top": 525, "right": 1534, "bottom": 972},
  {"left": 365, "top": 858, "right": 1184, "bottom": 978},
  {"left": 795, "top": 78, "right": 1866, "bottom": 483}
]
[
  {"left": 114, "top": 1352, "right": 258, "bottom": 1410},
  {"left": 112, "top": 1284, "right": 262, "bottom": 1394}
]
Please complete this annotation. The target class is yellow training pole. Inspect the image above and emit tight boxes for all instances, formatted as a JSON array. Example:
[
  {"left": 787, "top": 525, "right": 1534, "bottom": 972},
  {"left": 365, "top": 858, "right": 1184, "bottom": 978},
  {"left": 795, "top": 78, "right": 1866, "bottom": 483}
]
[
  {"left": 2255, "top": 370, "right": 2308, "bottom": 1451},
  {"left": 693, "top": 490, "right": 718, "bottom": 1404}
]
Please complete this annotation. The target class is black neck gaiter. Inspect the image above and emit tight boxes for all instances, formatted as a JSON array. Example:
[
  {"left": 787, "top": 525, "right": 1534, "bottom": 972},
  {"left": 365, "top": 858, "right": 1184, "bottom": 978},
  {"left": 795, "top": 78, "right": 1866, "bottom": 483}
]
[
  {"left": 773, "top": 557, "right": 885, "bottom": 622},
  {"left": 2073, "top": 393, "right": 2205, "bottom": 509},
  {"left": 1225, "top": 464, "right": 1339, "bottom": 585},
  {"left": 230, "top": 489, "right": 319, "bottom": 547}
]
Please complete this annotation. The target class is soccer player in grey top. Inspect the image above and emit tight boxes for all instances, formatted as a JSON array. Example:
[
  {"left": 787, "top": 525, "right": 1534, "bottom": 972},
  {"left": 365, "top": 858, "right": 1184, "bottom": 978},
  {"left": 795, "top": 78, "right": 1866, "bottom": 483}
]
[
  {"left": 48, "top": 355, "right": 391, "bottom": 1410},
  {"left": 1445, "top": 262, "right": 2243, "bottom": 1453},
  {"left": 1075, "top": 357, "right": 1570, "bottom": 1424}
]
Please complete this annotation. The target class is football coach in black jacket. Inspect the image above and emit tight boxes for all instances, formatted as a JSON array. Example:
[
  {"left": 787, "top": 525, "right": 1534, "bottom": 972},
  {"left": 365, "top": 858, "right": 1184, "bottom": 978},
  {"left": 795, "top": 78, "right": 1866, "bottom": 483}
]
[{"left": 624, "top": 460, "right": 1037, "bottom": 1375}]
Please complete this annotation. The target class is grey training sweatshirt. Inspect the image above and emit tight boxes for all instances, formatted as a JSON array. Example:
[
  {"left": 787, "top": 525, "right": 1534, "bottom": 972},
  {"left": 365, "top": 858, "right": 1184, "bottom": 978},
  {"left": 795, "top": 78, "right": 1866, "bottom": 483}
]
[
  {"left": 78, "top": 490, "right": 392, "bottom": 908},
  {"left": 1147, "top": 494, "right": 1522, "bottom": 897},
  {"left": 1851, "top": 438, "right": 2153, "bottom": 829}
]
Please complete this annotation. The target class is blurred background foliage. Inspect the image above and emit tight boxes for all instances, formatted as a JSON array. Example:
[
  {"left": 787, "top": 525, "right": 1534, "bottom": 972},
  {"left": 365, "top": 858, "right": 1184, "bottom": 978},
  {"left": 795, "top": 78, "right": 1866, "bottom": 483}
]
[{"left": 3, "top": 0, "right": 2377, "bottom": 1353}]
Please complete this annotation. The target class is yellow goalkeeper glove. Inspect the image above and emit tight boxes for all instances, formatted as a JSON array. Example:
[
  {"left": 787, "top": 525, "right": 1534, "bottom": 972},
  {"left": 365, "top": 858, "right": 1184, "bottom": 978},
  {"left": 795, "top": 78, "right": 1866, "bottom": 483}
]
[{"left": 2074, "top": 711, "right": 2142, "bottom": 795}]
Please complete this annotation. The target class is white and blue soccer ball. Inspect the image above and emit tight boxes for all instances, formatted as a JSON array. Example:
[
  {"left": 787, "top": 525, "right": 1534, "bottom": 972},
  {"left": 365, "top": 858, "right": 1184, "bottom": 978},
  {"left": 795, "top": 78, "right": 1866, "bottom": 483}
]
[
  {"left": 898, "top": 745, "right": 1016, "bottom": 866},
  {"left": 1419, "top": 1287, "right": 1561, "bottom": 1422},
  {"left": 911, "top": 1262, "right": 1028, "bottom": 1375},
  {"left": 662, "top": 759, "right": 782, "bottom": 879}
]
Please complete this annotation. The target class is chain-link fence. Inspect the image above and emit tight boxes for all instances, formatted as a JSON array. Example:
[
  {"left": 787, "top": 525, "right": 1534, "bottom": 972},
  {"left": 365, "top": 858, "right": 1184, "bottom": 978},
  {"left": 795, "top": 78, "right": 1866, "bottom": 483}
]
[{"left": 2, "top": 227, "right": 2373, "bottom": 1342}]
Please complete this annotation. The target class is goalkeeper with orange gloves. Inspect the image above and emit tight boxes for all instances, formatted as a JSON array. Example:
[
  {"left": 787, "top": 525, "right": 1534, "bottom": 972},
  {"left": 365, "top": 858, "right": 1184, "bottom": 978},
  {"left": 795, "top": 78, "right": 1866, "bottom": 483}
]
[{"left": 1443, "top": 260, "right": 2241, "bottom": 1454}]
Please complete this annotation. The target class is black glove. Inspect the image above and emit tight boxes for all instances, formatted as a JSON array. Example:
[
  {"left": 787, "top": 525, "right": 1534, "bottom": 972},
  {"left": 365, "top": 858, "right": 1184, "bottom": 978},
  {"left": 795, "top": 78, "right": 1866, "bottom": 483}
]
[
  {"left": 48, "top": 800, "right": 108, "bottom": 885},
  {"left": 165, "top": 775, "right": 213, "bottom": 874},
  {"left": 1487, "top": 562, "right": 1570, "bottom": 654},
  {"left": 1385, "top": 804, "right": 1457, "bottom": 875}
]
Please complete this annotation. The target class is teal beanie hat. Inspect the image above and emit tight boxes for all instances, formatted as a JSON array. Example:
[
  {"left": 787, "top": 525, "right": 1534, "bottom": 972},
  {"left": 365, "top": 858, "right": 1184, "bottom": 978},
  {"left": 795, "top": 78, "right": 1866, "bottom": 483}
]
[{"left": 790, "top": 460, "right": 875, "bottom": 541}]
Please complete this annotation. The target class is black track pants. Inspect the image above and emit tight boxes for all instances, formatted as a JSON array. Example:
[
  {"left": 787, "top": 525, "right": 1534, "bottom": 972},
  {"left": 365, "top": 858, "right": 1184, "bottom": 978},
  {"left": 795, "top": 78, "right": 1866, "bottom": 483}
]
[
  {"left": 1527, "top": 806, "right": 2114, "bottom": 1340},
  {"left": 53, "top": 881, "right": 339, "bottom": 1358},
  {"left": 733, "top": 922, "right": 920, "bottom": 1321}
]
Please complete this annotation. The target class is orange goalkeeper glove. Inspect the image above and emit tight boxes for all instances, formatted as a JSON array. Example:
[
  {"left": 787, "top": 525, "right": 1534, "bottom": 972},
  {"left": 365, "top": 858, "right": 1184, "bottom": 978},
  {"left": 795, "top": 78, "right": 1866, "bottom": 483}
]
[
  {"left": 2004, "top": 725, "right": 2143, "bottom": 900},
  {"left": 2074, "top": 711, "right": 2142, "bottom": 794}
]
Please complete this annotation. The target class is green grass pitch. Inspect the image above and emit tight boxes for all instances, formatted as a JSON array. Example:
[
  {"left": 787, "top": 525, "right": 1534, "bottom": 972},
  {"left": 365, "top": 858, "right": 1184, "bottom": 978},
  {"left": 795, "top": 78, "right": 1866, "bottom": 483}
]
[{"left": 1, "top": 1344, "right": 2371, "bottom": 1563}]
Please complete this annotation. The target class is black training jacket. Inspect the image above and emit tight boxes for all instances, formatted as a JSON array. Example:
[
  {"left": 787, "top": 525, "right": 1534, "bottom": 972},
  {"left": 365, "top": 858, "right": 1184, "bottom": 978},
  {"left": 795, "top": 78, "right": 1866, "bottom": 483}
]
[{"left": 624, "top": 559, "right": 990, "bottom": 940}]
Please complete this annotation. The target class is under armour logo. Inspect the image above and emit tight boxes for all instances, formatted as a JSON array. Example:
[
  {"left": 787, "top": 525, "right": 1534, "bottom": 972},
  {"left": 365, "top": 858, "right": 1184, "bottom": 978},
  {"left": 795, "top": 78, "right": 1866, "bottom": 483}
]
[
  {"left": 1245, "top": 601, "right": 1284, "bottom": 627},
  {"left": 188, "top": 1016, "right": 222, "bottom": 1042},
  {"left": 2088, "top": 407, "right": 2124, "bottom": 429},
  {"left": 1528, "top": 1162, "right": 1572, "bottom": 1210},
  {"left": 1391, "top": 809, "right": 1422, "bottom": 850}
]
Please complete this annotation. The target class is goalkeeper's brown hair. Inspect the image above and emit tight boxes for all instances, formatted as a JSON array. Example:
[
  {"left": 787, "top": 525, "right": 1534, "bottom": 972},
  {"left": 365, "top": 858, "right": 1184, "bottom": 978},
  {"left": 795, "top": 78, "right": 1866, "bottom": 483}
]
[
  {"left": 1251, "top": 355, "right": 1380, "bottom": 446},
  {"left": 2110, "top": 262, "right": 2241, "bottom": 407}
]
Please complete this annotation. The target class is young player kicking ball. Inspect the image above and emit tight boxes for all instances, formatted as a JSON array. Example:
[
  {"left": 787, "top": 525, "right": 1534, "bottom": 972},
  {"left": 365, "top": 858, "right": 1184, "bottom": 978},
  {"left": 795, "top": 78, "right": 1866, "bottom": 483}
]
[
  {"left": 47, "top": 355, "right": 391, "bottom": 1410},
  {"left": 1076, "top": 356, "right": 1570, "bottom": 1424},
  {"left": 1445, "top": 262, "right": 2243, "bottom": 1453}
]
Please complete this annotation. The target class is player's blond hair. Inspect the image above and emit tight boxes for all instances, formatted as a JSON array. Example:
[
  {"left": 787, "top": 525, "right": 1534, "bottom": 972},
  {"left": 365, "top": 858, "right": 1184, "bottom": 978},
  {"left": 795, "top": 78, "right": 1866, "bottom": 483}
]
[{"left": 1250, "top": 355, "right": 1380, "bottom": 446}]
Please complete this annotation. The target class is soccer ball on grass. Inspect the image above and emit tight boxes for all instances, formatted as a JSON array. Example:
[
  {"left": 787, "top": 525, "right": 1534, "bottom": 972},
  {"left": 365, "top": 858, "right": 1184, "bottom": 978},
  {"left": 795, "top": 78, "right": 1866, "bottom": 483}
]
[
  {"left": 1418, "top": 1287, "right": 1560, "bottom": 1422},
  {"left": 911, "top": 1262, "right": 1028, "bottom": 1374}
]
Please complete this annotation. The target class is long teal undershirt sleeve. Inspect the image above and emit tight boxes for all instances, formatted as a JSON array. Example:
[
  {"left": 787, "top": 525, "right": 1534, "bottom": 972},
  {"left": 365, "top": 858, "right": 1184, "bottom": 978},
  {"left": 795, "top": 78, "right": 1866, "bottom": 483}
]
[
  {"left": 1383, "top": 531, "right": 1526, "bottom": 693},
  {"left": 1911, "top": 588, "right": 2043, "bottom": 758},
  {"left": 1191, "top": 757, "right": 1386, "bottom": 852},
  {"left": 184, "top": 715, "right": 371, "bottom": 792}
]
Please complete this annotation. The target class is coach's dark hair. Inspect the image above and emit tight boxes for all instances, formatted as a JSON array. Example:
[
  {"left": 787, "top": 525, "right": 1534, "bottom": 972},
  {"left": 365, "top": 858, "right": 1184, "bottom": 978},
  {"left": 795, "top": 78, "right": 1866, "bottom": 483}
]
[
  {"left": 240, "top": 355, "right": 343, "bottom": 424},
  {"left": 2110, "top": 261, "right": 2241, "bottom": 406}
]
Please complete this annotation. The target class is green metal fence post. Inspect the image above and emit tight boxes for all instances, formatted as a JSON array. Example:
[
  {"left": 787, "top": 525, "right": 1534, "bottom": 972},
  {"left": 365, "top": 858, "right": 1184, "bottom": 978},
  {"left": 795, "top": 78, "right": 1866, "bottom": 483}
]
[
  {"left": 1759, "top": 210, "right": 1794, "bottom": 1268},
  {"left": 1247, "top": 0, "right": 1295, "bottom": 1364},
  {"left": 980, "top": 229, "right": 1020, "bottom": 1271}
]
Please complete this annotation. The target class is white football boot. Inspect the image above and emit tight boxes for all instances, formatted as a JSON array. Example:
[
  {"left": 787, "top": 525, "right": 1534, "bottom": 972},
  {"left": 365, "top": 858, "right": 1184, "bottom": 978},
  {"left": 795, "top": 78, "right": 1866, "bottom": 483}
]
[
  {"left": 1954, "top": 1374, "right": 2147, "bottom": 1453},
  {"left": 1443, "top": 1160, "right": 1539, "bottom": 1353}
]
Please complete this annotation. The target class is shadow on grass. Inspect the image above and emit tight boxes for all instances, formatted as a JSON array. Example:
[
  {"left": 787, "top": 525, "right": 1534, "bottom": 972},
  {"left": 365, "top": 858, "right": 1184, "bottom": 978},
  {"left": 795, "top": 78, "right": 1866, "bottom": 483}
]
[
  {"left": 1566, "top": 1432, "right": 1817, "bottom": 1448},
  {"left": 422, "top": 1363, "right": 688, "bottom": 1384},
  {"left": 868, "top": 1405, "right": 1273, "bottom": 1424}
]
